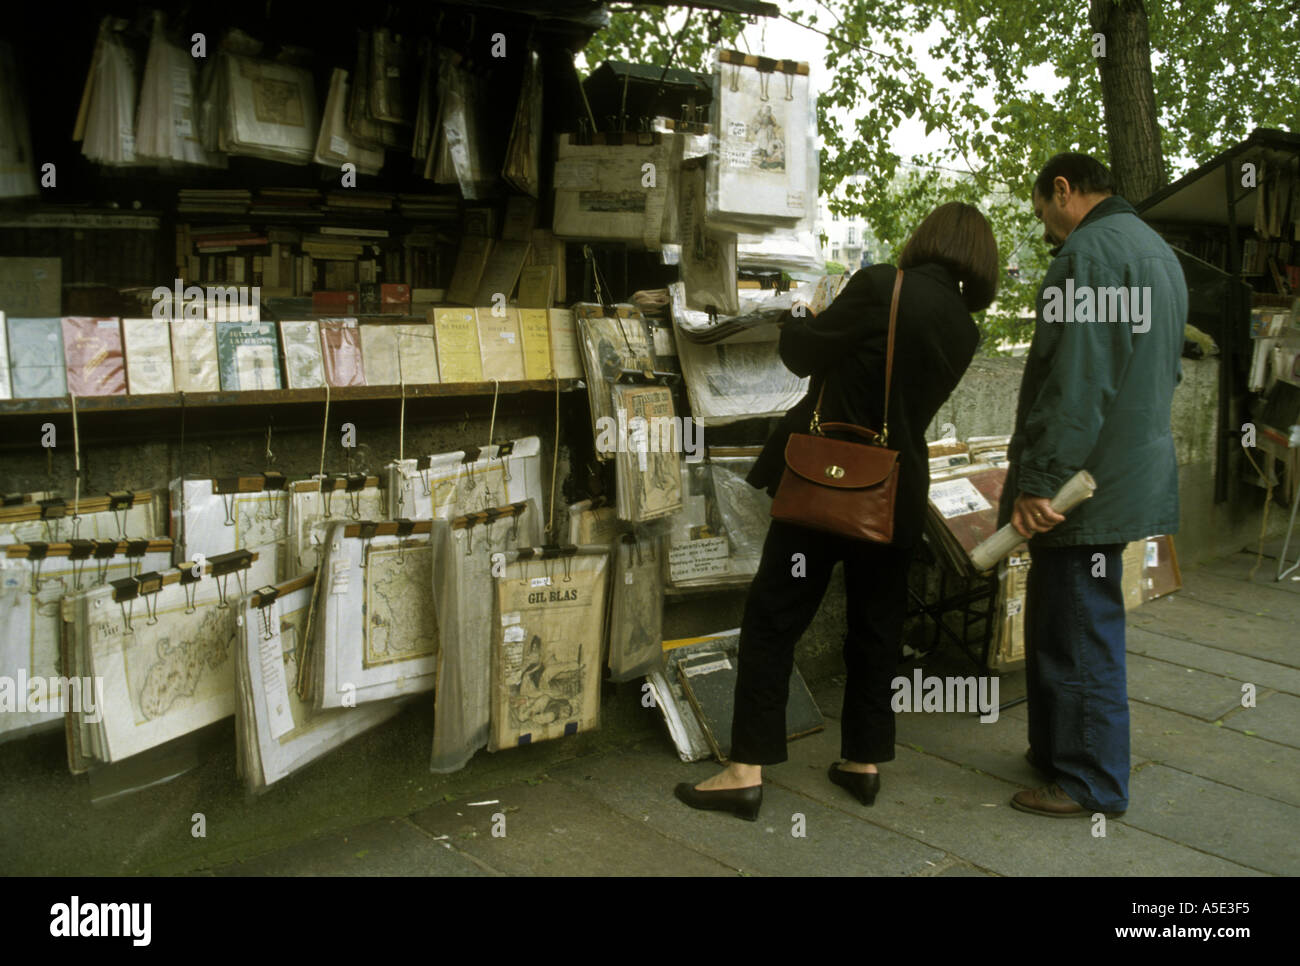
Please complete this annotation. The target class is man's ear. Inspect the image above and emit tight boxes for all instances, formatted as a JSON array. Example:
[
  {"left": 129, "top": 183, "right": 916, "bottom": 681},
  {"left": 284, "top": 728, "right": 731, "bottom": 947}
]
[{"left": 1053, "top": 175, "right": 1071, "bottom": 206}]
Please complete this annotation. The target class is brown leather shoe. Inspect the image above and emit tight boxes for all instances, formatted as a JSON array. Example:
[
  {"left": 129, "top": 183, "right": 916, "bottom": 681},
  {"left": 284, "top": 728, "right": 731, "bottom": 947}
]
[{"left": 1010, "top": 783, "right": 1124, "bottom": 818}]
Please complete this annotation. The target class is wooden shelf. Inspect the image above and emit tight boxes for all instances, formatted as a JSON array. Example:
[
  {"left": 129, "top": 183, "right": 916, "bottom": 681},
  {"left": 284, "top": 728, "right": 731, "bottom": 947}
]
[{"left": 0, "top": 380, "right": 584, "bottom": 418}]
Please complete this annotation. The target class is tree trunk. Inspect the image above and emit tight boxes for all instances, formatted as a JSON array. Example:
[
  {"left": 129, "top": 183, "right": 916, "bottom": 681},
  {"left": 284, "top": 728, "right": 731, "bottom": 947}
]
[{"left": 1090, "top": 0, "right": 1166, "bottom": 204}]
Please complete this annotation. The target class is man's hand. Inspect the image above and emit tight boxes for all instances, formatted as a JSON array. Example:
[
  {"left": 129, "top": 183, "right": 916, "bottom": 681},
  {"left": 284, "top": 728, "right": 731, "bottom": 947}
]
[{"left": 1011, "top": 492, "right": 1066, "bottom": 538}]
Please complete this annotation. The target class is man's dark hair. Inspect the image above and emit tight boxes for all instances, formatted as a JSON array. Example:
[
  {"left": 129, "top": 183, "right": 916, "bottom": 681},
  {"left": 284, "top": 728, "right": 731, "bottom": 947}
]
[
  {"left": 1033, "top": 153, "right": 1114, "bottom": 200},
  {"left": 897, "top": 201, "right": 1000, "bottom": 312}
]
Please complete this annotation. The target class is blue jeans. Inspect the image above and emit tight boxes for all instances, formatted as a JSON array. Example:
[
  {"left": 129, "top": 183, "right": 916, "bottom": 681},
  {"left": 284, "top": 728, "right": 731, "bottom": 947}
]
[{"left": 1024, "top": 543, "right": 1129, "bottom": 812}]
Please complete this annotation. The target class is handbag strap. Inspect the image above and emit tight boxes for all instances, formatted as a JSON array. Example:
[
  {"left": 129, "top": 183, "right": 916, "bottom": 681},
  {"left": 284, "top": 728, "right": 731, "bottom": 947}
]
[{"left": 811, "top": 268, "right": 904, "bottom": 443}]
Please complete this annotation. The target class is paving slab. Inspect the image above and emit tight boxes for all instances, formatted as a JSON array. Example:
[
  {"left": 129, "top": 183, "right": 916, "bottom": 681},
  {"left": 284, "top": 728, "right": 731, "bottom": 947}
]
[
  {"left": 1197, "top": 553, "right": 1300, "bottom": 596},
  {"left": 1127, "top": 595, "right": 1296, "bottom": 665},
  {"left": 1126, "top": 626, "right": 1300, "bottom": 697},
  {"left": 1220, "top": 691, "right": 1300, "bottom": 749},
  {"left": 548, "top": 741, "right": 946, "bottom": 876},
  {"left": 205, "top": 818, "right": 490, "bottom": 876},
  {"left": 1125, "top": 764, "right": 1300, "bottom": 876},
  {"left": 891, "top": 699, "right": 1132, "bottom": 788},
  {"left": 1127, "top": 701, "right": 1300, "bottom": 808},
  {"left": 768, "top": 725, "right": 1259, "bottom": 876},
  {"left": 1176, "top": 570, "right": 1300, "bottom": 619},
  {"left": 406, "top": 777, "right": 736, "bottom": 876},
  {"left": 1126, "top": 653, "right": 1250, "bottom": 721}
]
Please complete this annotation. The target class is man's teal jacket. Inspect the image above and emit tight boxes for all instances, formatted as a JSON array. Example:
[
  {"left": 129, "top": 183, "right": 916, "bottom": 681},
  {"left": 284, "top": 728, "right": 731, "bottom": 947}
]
[{"left": 998, "top": 195, "right": 1187, "bottom": 546}]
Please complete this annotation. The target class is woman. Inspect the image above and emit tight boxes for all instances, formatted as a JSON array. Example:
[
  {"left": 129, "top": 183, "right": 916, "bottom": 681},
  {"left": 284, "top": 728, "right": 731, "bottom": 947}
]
[{"left": 674, "top": 201, "right": 999, "bottom": 820}]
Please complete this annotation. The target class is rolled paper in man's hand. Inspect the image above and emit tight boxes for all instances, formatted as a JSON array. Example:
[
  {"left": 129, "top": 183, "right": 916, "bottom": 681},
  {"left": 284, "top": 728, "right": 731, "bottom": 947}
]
[{"left": 969, "top": 470, "right": 1097, "bottom": 573}]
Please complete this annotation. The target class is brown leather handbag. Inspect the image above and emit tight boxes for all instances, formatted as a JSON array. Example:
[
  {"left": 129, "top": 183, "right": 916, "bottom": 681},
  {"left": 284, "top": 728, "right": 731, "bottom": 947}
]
[{"left": 769, "top": 269, "right": 904, "bottom": 543}]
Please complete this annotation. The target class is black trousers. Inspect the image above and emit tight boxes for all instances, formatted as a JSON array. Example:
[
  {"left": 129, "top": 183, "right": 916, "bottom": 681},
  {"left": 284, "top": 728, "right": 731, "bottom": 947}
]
[{"left": 729, "top": 519, "right": 913, "bottom": 765}]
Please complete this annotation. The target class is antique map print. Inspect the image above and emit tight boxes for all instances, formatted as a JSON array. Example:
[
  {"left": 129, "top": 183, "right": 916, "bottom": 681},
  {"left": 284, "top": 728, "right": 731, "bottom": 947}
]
[
  {"left": 363, "top": 544, "right": 437, "bottom": 668},
  {"left": 135, "top": 602, "right": 235, "bottom": 721}
]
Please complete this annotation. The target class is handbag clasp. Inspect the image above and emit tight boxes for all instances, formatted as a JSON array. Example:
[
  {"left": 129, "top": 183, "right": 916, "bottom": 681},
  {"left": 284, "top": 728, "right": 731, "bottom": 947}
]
[{"left": 824, "top": 465, "right": 845, "bottom": 479}]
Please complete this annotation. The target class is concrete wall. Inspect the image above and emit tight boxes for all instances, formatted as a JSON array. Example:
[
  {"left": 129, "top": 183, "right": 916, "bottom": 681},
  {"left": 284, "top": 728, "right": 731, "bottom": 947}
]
[
  {"left": 776, "top": 353, "right": 1293, "bottom": 683},
  {"left": 2, "top": 355, "right": 1284, "bottom": 690}
]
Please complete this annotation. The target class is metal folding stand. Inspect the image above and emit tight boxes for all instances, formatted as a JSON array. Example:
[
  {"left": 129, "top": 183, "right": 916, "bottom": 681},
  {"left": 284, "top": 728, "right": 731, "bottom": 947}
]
[
  {"left": 1275, "top": 435, "right": 1300, "bottom": 581},
  {"left": 906, "top": 537, "right": 1027, "bottom": 713},
  {"left": 905, "top": 553, "right": 998, "bottom": 672}
]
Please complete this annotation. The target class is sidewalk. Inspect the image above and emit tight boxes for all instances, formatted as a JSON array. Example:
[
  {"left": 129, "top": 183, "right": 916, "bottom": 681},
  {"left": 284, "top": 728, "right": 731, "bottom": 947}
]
[{"left": 3, "top": 547, "right": 1297, "bottom": 876}]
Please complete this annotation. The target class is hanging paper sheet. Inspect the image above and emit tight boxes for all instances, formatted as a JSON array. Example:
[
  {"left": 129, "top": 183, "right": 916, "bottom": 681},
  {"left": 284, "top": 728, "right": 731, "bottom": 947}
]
[{"left": 489, "top": 547, "right": 610, "bottom": 751}]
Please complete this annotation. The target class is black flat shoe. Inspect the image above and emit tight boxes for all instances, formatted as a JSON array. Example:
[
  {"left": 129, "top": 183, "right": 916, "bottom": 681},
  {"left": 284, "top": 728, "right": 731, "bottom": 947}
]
[
  {"left": 673, "top": 782, "right": 762, "bottom": 821},
  {"left": 829, "top": 762, "right": 880, "bottom": 806}
]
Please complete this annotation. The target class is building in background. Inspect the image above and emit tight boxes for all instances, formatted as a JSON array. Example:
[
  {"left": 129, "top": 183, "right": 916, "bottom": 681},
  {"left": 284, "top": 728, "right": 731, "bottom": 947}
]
[{"left": 818, "top": 172, "right": 882, "bottom": 272}]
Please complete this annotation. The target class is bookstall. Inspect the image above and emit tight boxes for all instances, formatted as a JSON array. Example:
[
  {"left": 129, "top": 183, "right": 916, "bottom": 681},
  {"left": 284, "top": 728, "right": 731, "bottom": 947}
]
[
  {"left": 1137, "top": 128, "right": 1300, "bottom": 578},
  {"left": 0, "top": 0, "right": 863, "bottom": 793}
]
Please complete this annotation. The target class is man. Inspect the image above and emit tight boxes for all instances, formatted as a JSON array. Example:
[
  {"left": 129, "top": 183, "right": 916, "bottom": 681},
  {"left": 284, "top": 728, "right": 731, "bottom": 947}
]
[{"left": 1001, "top": 153, "right": 1186, "bottom": 818}]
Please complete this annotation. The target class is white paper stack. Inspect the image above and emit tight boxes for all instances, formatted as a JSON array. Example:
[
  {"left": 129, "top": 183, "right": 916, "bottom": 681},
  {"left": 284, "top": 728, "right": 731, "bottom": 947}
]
[
  {"left": 170, "top": 477, "right": 288, "bottom": 588},
  {"left": 431, "top": 501, "right": 541, "bottom": 773},
  {"left": 63, "top": 555, "right": 251, "bottom": 769},
  {"left": 306, "top": 521, "right": 444, "bottom": 708},
  {"left": 0, "top": 489, "right": 165, "bottom": 546},
  {"left": 386, "top": 436, "right": 543, "bottom": 522},
  {"left": 284, "top": 477, "right": 386, "bottom": 578},
  {"left": 673, "top": 306, "right": 807, "bottom": 426},
  {"left": 220, "top": 54, "right": 318, "bottom": 163},
  {"left": 1, "top": 540, "right": 171, "bottom": 743},
  {"left": 134, "top": 13, "right": 223, "bottom": 167},
  {"left": 314, "top": 68, "right": 384, "bottom": 175},
  {"left": 78, "top": 18, "right": 138, "bottom": 165},
  {"left": 235, "top": 573, "right": 405, "bottom": 791}
]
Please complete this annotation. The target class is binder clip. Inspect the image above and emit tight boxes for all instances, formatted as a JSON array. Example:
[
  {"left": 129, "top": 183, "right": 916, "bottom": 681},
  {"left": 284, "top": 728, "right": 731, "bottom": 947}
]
[
  {"left": 180, "top": 561, "right": 201, "bottom": 615},
  {"left": 92, "top": 540, "right": 117, "bottom": 586},
  {"left": 394, "top": 518, "right": 415, "bottom": 566},
  {"left": 68, "top": 539, "right": 95, "bottom": 590},
  {"left": 107, "top": 490, "right": 135, "bottom": 539},
  {"left": 25, "top": 542, "right": 48, "bottom": 596},
  {"left": 210, "top": 549, "right": 252, "bottom": 609},
  {"left": 254, "top": 585, "right": 279, "bottom": 640}
]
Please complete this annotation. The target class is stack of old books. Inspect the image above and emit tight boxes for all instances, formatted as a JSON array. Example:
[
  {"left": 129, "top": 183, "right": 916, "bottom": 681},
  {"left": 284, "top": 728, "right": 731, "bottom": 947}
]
[{"left": 924, "top": 436, "right": 1013, "bottom": 576}]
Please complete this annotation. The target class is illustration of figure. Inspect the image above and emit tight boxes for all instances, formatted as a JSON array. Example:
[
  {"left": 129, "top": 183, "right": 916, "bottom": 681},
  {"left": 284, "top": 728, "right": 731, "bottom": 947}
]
[
  {"left": 509, "top": 634, "right": 583, "bottom": 726},
  {"left": 750, "top": 104, "right": 785, "bottom": 170}
]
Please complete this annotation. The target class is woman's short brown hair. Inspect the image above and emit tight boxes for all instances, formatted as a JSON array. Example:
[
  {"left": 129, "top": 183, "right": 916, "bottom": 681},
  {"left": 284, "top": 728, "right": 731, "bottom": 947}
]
[{"left": 897, "top": 202, "right": 999, "bottom": 312}]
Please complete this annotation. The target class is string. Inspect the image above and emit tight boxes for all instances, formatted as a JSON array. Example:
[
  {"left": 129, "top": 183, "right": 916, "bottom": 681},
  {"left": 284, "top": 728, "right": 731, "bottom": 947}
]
[
  {"left": 1241, "top": 446, "right": 1274, "bottom": 581},
  {"left": 548, "top": 374, "right": 560, "bottom": 542},
  {"left": 399, "top": 379, "right": 406, "bottom": 464},
  {"left": 486, "top": 378, "right": 500, "bottom": 450},
  {"left": 318, "top": 383, "right": 331, "bottom": 480},
  {"left": 71, "top": 393, "right": 81, "bottom": 534}
]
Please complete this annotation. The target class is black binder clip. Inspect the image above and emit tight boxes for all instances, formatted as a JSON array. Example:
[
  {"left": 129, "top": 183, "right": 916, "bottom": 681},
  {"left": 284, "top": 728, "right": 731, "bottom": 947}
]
[
  {"left": 254, "top": 585, "right": 279, "bottom": 639},
  {"left": 180, "top": 560, "right": 201, "bottom": 614},
  {"left": 38, "top": 498, "right": 67, "bottom": 520},
  {"left": 68, "top": 538, "right": 94, "bottom": 589},
  {"left": 92, "top": 539, "right": 117, "bottom": 586},
  {"left": 359, "top": 521, "right": 378, "bottom": 567},
  {"left": 209, "top": 549, "right": 252, "bottom": 608},
  {"left": 133, "top": 571, "right": 164, "bottom": 626},
  {"left": 345, "top": 473, "right": 367, "bottom": 520},
  {"left": 124, "top": 538, "right": 149, "bottom": 577},
  {"left": 496, "top": 440, "right": 514, "bottom": 482},
  {"left": 25, "top": 542, "right": 48, "bottom": 595}
]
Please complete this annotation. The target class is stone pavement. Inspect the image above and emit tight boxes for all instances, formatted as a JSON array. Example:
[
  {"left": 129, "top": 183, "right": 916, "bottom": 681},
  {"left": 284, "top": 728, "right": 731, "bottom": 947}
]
[{"left": 3, "top": 547, "right": 1296, "bottom": 876}]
